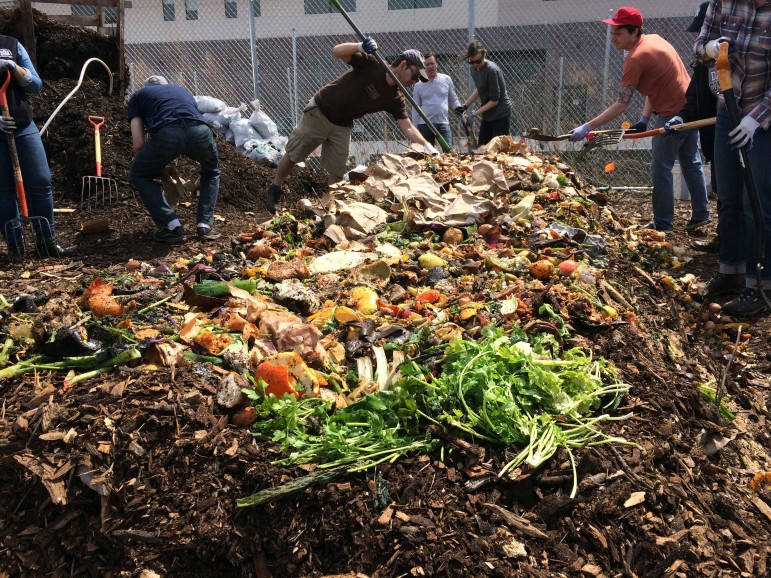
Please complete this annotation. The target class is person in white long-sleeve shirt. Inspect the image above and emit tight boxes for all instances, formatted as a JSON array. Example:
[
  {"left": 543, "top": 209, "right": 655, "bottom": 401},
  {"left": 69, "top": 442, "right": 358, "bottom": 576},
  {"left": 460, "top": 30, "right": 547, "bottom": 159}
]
[{"left": 411, "top": 51, "right": 463, "bottom": 152}]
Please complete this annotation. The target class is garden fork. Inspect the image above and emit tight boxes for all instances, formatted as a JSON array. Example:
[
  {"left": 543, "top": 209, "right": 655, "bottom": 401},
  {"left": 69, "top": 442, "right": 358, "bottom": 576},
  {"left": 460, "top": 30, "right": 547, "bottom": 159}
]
[{"left": 81, "top": 115, "right": 118, "bottom": 207}]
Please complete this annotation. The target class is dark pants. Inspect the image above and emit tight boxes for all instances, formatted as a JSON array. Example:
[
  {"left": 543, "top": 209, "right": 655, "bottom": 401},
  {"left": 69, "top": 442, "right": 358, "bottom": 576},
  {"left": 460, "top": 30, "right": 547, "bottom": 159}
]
[
  {"left": 478, "top": 116, "right": 511, "bottom": 146},
  {"left": 417, "top": 123, "right": 453, "bottom": 152},
  {"left": 129, "top": 120, "right": 220, "bottom": 229},
  {"left": 0, "top": 121, "right": 56, "bottom": 245}
]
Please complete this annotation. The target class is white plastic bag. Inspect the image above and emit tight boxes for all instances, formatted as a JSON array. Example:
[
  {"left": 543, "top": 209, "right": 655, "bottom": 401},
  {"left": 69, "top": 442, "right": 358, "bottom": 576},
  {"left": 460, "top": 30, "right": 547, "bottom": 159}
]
[
  {"left": 202, "top": 112, "right": 224, "bottom": 131},
  {"left": 247, "top": 141, "right": 281, "bottom": 165},
  {"left": 230, "top": 118, "right": 259, "bottom": 148},
  {"left": 249, "top": 100, "right": 279, "bottom": 140},
  {"left": 224, "top": 129, "right": 235, "bottom": 144},
  {"left": 194, "top": 95, "right": 227, "bottom": 113}
]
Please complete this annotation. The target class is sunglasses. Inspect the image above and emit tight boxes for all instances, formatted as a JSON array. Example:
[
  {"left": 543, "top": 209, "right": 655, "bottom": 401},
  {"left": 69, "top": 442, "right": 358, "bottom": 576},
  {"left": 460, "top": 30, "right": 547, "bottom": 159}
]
[
  {"left": 468, "top": 57, "right": 484, "bottom": 65},
  {"left": 407, "top": 65, "right": 421, "bottom": 82}
]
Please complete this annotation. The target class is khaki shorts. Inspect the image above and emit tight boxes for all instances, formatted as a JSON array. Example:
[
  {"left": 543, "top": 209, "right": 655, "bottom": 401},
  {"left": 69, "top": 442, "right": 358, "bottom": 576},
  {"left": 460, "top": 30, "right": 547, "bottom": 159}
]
[{"left": 285, "top": 98, "right": 352, "bottom": 179}]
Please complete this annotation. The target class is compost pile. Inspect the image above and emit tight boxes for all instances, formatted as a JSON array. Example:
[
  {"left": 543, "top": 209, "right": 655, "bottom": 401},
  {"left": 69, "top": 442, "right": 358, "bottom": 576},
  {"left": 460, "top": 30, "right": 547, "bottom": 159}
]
[{"left": 1, "top": 9, "right": 770, "bottom": 578}]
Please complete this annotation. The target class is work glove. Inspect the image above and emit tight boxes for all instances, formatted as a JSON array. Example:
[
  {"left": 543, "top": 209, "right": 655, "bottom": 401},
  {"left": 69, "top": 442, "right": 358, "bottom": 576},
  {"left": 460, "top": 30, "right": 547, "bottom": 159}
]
[
  {"left": 358, "top": 36, "right": 377, "bottom": 54},
  {"left": 424, "top": 142, "right": 440, "bottom": 156},
  {"left": 728, "top": 116, "right": 760, "bottom": 150},
  {"left": 705, "top": 37, "right": 736, "bottom": 60},
  {"left": 569, "top": 123, "right": 591, "bottom": 142},
  {"left": 0, "top": 115, "right": 16, "bottom": 135},
  {"left": 454, "top": 105, "right": 467, "bottom": 116},
  {"left": 628, "top": 116, "right": 649, "bottom": 133},
  {"left": 664, "top": 116, "right": 683, "bottom": 136},
  {"left": 0, "top": 59, "right": 17, "bottom": 74}
]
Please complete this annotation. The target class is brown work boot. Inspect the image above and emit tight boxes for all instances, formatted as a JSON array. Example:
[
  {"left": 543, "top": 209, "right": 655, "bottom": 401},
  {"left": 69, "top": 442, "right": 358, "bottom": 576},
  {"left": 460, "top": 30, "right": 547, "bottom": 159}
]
[{"left": 691, "top": 237, "right": 720, "bottom": 253}]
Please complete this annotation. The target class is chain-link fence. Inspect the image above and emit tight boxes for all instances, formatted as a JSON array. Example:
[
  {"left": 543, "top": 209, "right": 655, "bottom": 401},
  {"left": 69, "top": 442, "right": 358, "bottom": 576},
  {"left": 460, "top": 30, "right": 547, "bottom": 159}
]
[{"left": 32, "top": 0, "right": 706, "bottom": 188}]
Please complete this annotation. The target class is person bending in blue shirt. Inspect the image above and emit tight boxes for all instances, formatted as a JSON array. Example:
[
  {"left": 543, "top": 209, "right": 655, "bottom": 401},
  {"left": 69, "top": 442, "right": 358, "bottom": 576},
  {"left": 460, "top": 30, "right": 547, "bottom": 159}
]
[{"left": 128, "top": 75, "right": 221, "bottom": 243}]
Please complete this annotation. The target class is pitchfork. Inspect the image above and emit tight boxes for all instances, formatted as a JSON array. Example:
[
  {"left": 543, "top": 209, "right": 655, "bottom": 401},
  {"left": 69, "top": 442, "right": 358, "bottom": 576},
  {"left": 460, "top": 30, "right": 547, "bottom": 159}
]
[
  {"left": 582, "top": 118, "right": 717, "bottom": 150},
  {"left": 0, "top": 72, "right": 51, "bottom": 261},
  {"left": 81, "top": 115, "right": 118, "bottom": 207}
]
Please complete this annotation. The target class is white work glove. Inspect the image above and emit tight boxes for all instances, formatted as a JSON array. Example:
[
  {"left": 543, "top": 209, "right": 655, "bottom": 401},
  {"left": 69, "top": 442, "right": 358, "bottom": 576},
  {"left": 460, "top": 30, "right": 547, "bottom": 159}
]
[
  {"left": 705, "top": 37, "right": 735, "bottom": 60},
  {"left": 569, "top": 123, "right": 591, "bottom": 142},
  {"left": 424, "top": 142, "right": 440, "bottom": 156},
  {"left": 728, "top": 116, "right": 760, "bottom": 150},
  {"left": 358, "top": 36, "right": 377, "bottom": 54}
]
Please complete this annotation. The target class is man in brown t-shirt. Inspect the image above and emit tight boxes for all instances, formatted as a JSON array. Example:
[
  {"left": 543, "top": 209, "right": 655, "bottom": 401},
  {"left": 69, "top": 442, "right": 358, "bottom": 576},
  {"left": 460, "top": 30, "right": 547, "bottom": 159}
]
[{"left": 264, "top": 39, "right": 438, "bottom": 213}]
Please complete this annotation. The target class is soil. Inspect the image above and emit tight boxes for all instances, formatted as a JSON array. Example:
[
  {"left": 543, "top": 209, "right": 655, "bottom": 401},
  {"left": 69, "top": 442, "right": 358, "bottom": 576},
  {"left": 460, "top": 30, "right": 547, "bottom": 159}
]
[{"left": 1, "top": 9, "right": 770, "bottom": 578}]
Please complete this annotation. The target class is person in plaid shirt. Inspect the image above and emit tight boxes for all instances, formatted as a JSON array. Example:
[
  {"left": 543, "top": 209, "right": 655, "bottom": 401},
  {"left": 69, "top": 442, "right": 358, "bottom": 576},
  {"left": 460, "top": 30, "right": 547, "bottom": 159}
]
[{"left": 695, "top": 0, "right": 771, "bottom": 315}]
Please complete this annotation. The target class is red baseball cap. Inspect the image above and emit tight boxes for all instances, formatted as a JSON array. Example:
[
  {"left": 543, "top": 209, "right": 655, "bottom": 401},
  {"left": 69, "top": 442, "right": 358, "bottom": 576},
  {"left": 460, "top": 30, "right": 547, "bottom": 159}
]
[{"left": 603, "top": 7, "right": 643, "bottom": 27}]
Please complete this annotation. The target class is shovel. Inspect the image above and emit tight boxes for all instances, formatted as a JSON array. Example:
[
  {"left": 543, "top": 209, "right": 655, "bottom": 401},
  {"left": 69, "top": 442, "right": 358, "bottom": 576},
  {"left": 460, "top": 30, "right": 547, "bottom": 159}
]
[
  {"left": 329, "top": 0, "right": 450, "bottom": 153},
  {"left": 81, "top": 115, "right": 118, "bottom": 207},
  {"left": 0, "top": 72, "right": 51, "bottom": 261},
  {"left": 583, "top": 118, "right": 716, "bottom": 149},
  {"left": 525, "top": 127, "right": 626, "bottom": 142}
]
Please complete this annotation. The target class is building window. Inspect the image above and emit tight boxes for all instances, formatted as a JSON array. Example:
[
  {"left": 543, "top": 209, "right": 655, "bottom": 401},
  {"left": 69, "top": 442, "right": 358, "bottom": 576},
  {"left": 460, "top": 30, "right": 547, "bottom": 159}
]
[
  {"left": 304, "top": 0, "right": 355, "bottom": 15},
  {"left": 388, "top": 0, "right": 441, "bottom": 9},
  {"left": 251, "top": 0, "right": 261, "bottom": 17},
  {"left": 185, "top": 0, "right": 198, "bottom": 20},
  {"left": 162, "top": 0, "right": 175, "bottom": 21},
  {"left": 71, "top": 5, "right": 118, "bottom": 23},
  {"left": 224, "top": 0, "right": 237, "bottom": 18}
]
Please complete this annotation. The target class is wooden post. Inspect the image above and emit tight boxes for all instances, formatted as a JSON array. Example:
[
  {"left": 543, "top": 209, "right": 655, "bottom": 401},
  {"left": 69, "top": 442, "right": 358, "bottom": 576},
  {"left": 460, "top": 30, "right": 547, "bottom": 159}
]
[
  {"left": 116, "top": 0, "right": 125, "bottom": 86},
  {"left": 18, "top": 0, "right": 37, "bottom": 68}
]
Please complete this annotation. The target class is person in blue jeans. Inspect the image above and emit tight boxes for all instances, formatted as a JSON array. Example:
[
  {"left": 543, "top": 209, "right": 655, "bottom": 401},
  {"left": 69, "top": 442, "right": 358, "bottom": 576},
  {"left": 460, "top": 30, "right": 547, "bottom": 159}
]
[
  {"left": 128, "top": 75, "right": 221, "bottom": 243},
  {"left": 695, "top": 0, "right": 771, "bottom": 316},
  {"left": 0, "top": 34, "right": 75, "bottom": 263},
  {"left": 411, "top": 51, "right": 462, "bottom": 152},
  {"left": 569, "top": 7, "right": 710, "bottom": 233}
]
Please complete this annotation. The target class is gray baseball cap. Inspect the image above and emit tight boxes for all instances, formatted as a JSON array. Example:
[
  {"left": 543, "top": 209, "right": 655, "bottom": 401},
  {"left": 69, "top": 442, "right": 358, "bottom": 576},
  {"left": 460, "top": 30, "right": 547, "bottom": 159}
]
[
  {"left": 398, "top": 50, "right": 429, "bottom": 82},
  {"left": 144, "top": 75, "right": 168, "bottom": 86}
]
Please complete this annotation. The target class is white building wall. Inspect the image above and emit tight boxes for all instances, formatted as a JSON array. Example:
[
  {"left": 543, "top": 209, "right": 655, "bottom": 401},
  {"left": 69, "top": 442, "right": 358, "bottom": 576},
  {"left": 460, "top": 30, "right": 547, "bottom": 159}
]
[{"left": 119, "top": 0, "right": 697, "bottom": 45}]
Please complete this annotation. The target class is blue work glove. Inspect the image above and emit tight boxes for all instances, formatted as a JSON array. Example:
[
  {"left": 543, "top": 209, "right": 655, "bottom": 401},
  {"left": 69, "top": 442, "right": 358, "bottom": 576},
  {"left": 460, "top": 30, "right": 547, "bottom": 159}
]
[
  {"left": 0, "top": 115, "right": 16, "bottom": 135},
  {"left": 664, "top": 116, "right": 683, "bottom": 136},
  {"left": 569, "top": 123, "right": 591, "bottom": 142},
  {"left": 627, "top": 116, "right": 649, "bottom": 133},
  {"left": 728, "top": 116, "right": 760, "bottom": 150},
  {"left": 358, "top": 36, "right": 377, "bottom": 54},
  {"left": 705, "top": 37, "right": 736, "bottom": 59},
  {"left": 454, "top": 105, "right": 467, "bottom": 116}
]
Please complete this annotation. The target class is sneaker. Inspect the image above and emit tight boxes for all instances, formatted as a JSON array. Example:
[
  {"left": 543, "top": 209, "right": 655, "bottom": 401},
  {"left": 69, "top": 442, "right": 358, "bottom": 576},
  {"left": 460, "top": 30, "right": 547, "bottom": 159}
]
[
  {"left": 722, "top": 287, "right": 771, "bottom": 316},
  {"left": 197, "top": 226, "right": 222, "bottom": 241},
  {"left": 265, "top": 184, "right": 282, "bottom": 214},
  {"left": 691, "top": 237, "right": 720, "bottom": 253},
  {"left": 153, "top": 226, "right": 186, "bottom": 243},
  {"left": 685, "top": 217, "right": 711, "bottom": 231},
  {"left": 638, "top": 221, "right": 673, "bottom": 232},
  {"left": 705, "top": 273, "right": 745, "bottom": 298}
]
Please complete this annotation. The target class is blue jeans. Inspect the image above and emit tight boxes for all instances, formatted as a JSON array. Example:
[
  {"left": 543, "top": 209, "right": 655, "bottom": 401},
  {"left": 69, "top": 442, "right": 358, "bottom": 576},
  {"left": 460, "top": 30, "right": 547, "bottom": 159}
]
[
  {"left": 417, "top": 123, "right": 452, "bottom": 152},
  {"left": 0, "top": 121, "right": 56, "bottom": 245},
  {"left": 129, "top": 121, "right": 220, "bottom": 229},
  {"left": 650, "top": 114, "right": 710, "bottom": 231},
  {"left": 714, "top": 107, "right": 771, "bottom": 288}
]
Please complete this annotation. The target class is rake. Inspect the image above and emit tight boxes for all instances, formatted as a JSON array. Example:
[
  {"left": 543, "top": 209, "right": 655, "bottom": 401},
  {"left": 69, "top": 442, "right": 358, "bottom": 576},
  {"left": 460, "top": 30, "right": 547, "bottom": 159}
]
[
  {"left": 81, "top": 115, "right": 118, "bottom": 207},
  {"left": 0, "top": 72, "right": 51, "bottom": 261}
]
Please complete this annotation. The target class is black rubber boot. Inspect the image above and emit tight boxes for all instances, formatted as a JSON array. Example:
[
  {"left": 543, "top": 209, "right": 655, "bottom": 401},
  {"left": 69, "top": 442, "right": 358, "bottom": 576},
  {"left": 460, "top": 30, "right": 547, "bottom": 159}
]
[
  {"left": 35, "top": 239, "right": 76, "bottom": 258},
  {"left": 7, "top": 244, "right": 24, "bottom": 264},
  {"left": 265, "top": 184, "right": 282, "bottom": 214}
]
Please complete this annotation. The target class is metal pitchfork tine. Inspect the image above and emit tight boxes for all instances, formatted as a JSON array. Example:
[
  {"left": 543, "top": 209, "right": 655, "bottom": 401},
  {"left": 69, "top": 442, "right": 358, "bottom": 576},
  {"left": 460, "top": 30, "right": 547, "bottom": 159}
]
[
  {"left": 582, "top": 129, "right": 627, "bottom": 150},
  {"left": 0, "top": 72, "right": 51, "bottom": 261},
  {"left": 81, "top": 115, "right": 118, "bottom": 207}
]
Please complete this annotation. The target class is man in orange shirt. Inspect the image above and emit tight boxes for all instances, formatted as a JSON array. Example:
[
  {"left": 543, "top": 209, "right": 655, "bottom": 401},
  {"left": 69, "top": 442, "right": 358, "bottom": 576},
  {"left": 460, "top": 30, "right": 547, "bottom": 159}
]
[{"left": 570, "top": 6, "right": 710, "bottom": 233}]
